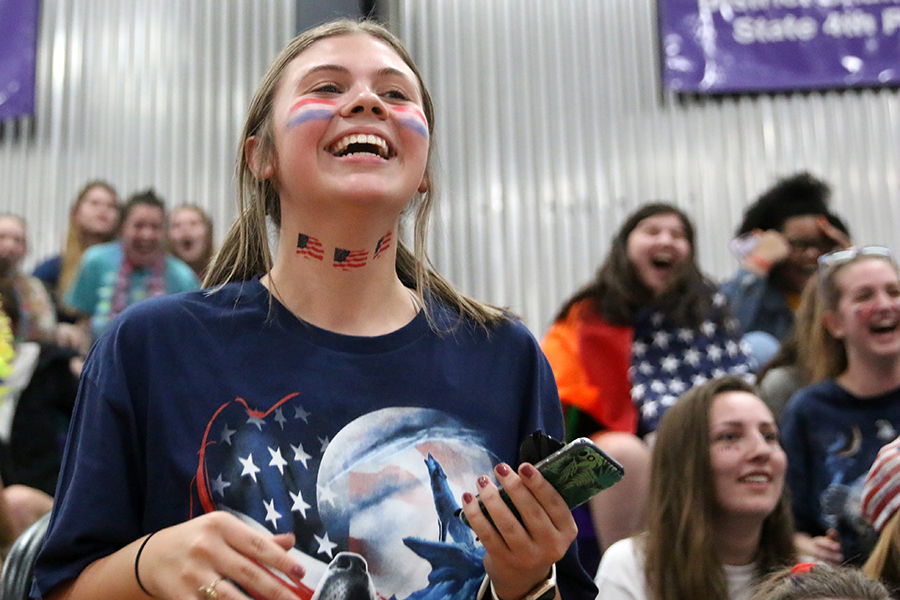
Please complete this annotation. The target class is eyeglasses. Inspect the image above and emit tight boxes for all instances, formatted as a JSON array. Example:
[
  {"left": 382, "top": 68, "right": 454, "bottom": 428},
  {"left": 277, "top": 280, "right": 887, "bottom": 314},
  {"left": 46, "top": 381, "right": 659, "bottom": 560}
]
[
  {"left": 787, "top": 238, "right": 839, "bottom": 255},
  {"left": 817, "top": 245, "right": 893, "bottom": 276}
]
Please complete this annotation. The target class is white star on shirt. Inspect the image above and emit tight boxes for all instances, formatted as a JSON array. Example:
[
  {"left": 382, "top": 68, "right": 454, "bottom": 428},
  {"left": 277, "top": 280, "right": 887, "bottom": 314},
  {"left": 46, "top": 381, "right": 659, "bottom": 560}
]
[
  {"left": 684, "top": 348, "right": 701, "bottom": 366},
  {"left": 661, "top": 355, "right": 679, "bottom": 373},
  {"left": 239, "top": 454, "right": 261, "bottom": 483},
  {"left": 212, "top": 474, "right": 230, "bottom": 497},
  {"left": 294, "top": 405, "right": 311, "bottom": 423},
  {"left": 701, "top": 321, "right": 716, "bottom": 337},
  {"left": 707, "top": 345, "right": 723, "bottom": 362},
  {"left": 247, "top": 413, "right": 266, "bottom": 431},
  {"left": 677, "top": 328, "right": 694, "bottom": 343},
  {"left": 632, "top": 383, "right": 646, "bottom": 400},
  {"left": 268, "top": 446, "right": 288, "bottom": 475},
  {"left": 669, "top": 378, "right": 687, "bottom": 394},
  {"left": 318, "top": 483, "right": 338, "bottom": 507},
  {"left": 713, "top": 293, "right": 726, "bottom": 307},
  {"left": 290, "top": 490, "right": 312, "bottom": 518},
  {"left": 726, "top": 340, "right": 739, "bottom": 357},
  {"left": 692, "top": 373, "right": 708, "bottom": 386},
  {"left": 651, "top": 380, "right": 667, "bottom": 394},
  {"left": 661, "top": 395, "right": 678, "bottom": 407},
  {"left": 319, "top": 436, "right": 331, "bottom": 454},
  {"left": 315, "top": 532, "right": 338, "bottom": 559},
  {"left": 653, "top": 330, "right": 670, "bottom": 349},
  {"left": 632, "top": 341, "right": 648, "bottom": 357},
  {"left": 274, "top": 407, "right": 288, "bottom": 430},
  {"left": 651, "top": 312, "right": 664, "bottom": 327},
  {"left": 264, "top": 499, "right": 281, "bottom": 529},
  {"left": 641, "top": 401, "right": 658, "bottom": 418},
  {"left": 292, "top": 443, "right": 312, "bottom": 468},
  {"left": 639, "top": 361, "right": 654, "bottom": 375},
  {"left": 220, "top": 425, "right": 236, "bottom": 446}
]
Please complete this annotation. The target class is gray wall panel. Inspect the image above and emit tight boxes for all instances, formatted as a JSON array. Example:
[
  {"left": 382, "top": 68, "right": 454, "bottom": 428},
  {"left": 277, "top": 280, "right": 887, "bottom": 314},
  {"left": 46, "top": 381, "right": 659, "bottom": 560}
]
[
  {"left": 399, "top": 0, "right": 900, "bottom": 334},
  {"left": 1, "top": 0, "right": 295, "bottom": 272}
]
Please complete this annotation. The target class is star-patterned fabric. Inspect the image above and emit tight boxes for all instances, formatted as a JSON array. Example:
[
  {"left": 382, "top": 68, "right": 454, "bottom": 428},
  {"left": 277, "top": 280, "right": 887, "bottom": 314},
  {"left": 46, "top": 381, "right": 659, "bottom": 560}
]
[
  {"left": 630, "top": 294, "right": 755, "bottom": 434},
  {"left": 542, "top": 294, "right": 754, "bottom": 438},
  {"left": 33, "top": 279, "right": 596, "bottom": 600}
]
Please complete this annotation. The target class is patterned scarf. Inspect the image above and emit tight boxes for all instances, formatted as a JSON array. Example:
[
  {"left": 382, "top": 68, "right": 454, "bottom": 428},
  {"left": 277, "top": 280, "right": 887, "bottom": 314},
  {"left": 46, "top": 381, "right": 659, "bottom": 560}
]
[{"left": 109, "top": 253, "right": 167, "bottom": 322}]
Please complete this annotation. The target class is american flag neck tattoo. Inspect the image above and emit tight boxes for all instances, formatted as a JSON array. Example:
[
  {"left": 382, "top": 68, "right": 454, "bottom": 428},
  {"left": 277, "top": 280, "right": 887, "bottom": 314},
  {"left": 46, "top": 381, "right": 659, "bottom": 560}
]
[{"left": 295, "top": 230, "right": 394, "bottom": 271}]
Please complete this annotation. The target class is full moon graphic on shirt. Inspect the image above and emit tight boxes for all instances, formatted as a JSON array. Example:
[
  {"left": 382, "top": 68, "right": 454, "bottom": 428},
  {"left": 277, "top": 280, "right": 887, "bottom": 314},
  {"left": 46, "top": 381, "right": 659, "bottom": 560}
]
[{"left": 316, "top": 407, "right": 493, "bottom": 598}]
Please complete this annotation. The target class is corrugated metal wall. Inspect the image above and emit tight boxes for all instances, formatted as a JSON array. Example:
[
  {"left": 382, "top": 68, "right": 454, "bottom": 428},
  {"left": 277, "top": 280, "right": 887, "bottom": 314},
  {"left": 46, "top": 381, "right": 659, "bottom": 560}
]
[
  {"left": 0, "top": 0, "right": 295, "bottom": 271},
  {"left": 3, "top": 0, "right": 899, "bottom": 337},
  {"left": 398, "top": 0, "right": 900, "bottom": 335}
]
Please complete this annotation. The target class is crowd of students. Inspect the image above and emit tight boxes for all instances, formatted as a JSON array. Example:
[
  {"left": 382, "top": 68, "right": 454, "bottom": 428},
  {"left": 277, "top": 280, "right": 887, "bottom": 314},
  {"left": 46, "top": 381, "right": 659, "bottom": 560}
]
[
  {"left": 0, "top": 190, "right": 215, "bottom": 555},
  {"left": 0, "top": 15, "right": 898, "bottom": 600}
]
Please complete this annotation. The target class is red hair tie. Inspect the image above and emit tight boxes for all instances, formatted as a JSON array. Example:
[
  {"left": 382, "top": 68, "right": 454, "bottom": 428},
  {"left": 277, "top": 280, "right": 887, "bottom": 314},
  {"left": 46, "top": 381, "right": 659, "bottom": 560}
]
[{"left": 791, "top": 562, "right": 816, "bottom": 575}]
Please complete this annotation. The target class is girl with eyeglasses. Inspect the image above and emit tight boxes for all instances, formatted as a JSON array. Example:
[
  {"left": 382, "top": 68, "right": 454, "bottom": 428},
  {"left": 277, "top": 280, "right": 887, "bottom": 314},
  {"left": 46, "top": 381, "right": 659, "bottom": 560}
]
[{"left": 781, "top": 246, "right": 900, "bottom": 567}]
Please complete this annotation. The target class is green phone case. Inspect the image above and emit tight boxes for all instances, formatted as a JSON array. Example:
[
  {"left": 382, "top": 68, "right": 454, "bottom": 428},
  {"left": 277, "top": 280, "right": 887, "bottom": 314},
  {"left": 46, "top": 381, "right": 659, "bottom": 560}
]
[{"left": 461, "top": 437, "right": 625, "bottom": 527}]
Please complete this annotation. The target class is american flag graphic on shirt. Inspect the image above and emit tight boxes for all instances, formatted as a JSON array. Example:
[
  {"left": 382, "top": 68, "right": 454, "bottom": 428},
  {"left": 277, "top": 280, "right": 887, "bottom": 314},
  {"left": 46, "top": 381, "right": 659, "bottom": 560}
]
[
  {"left": 297, "top": 234, "right": 324, "bottom": 261},
  {"left": 195, "top": 398, "right": 491, "bottom": 600},
  {"left": 333, "top": 248, "right": 368, "bottom": 270}
]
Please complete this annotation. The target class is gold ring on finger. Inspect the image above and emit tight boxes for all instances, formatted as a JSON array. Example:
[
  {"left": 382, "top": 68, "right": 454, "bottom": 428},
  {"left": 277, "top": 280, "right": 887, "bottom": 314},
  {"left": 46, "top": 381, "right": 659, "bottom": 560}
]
[{"left": 199, "top": 577, "right": 223, "bottom": 600}]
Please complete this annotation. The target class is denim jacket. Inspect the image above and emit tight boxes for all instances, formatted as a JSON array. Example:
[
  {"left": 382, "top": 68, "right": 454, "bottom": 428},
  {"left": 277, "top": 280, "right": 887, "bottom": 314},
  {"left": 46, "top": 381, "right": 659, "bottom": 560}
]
[{"left": 720, "top": 267, "right": 794, "bottom": 342}]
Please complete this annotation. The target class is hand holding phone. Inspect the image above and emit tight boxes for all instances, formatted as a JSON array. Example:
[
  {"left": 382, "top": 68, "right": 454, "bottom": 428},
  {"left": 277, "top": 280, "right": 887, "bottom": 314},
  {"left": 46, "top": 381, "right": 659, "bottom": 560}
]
[{"left": 459, "top": 437, "right": 624, "bottom": 527}]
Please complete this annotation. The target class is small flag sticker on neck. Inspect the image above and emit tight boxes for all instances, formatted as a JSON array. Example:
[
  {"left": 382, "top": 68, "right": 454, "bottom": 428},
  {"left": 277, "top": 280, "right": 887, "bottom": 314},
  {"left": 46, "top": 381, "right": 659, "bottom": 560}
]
[
  {"left": 333, "top": 248, "right": 368, "bottom": 270},
  {"left": 296, "top": 234, "right": 324, "bottom": 261}
]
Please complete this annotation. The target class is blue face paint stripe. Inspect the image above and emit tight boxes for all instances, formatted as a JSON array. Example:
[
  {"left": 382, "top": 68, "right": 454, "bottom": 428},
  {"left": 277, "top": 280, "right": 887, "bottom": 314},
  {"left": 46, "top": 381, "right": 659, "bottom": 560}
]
[
  {"left": 398, "top": 116, "right": 429, "bottom": 139},
  {"left": 287, "top": 109, "right": 336, "bottom": 128}
]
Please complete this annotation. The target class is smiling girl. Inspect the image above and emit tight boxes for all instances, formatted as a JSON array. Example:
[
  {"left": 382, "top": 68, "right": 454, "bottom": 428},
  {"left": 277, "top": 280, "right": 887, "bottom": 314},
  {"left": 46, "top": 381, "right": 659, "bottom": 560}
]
[
  {"left": 781, "top": 246, "right": 900, "bottom": 567},
  {"left": 541, "top": 203, "right": 754, "bottom": 560},
  {"left": 595, "top": 376, "right": 796, "bottom": 600},
  {"left": 32, "top": 19, "right": 593, "bottom": 600}
]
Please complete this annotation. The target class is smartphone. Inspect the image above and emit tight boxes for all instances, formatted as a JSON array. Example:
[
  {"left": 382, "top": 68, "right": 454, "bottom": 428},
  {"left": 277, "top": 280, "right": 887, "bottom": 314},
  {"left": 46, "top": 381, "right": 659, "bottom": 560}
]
[{"left": 459, "top": 437, "right": 624, "bottom": 527}]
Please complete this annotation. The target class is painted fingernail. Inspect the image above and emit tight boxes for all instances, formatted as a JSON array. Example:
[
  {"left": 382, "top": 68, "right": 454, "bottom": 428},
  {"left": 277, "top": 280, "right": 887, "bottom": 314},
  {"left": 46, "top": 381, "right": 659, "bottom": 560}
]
[
  {"left": 291, "top": 564, "right": 306, "bottom": 578},
  {"left": 520, "top": 464, "right": 536, "bottom": 478},
  {"left": 478, "top": 476, "right": 490, "bottom": 489},
  {"left": 463, "top": 492, "right": 474, "bottom": 504},
  {"left": 495, "top": 463, "right": 511, "bottom": 477}
]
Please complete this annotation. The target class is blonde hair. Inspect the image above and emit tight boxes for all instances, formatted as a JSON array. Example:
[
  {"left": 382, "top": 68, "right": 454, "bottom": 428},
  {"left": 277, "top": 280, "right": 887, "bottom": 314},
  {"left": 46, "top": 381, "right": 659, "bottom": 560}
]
[
  {"left": 862, "top": 509, "right": 900, "bottom": 591},
  {"left": 58, "top": 181, "right": 120, "bottom": 300},
  {"left": 205, "top": 19, "right": 505, "bottom": 329},
  {"left": 809, "top": 254, "right": 900, "bottom": 381}
]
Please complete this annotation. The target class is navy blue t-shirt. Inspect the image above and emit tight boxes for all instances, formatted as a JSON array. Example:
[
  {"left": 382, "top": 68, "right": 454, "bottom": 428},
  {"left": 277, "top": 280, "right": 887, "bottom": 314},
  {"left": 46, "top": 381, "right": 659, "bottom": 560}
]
[
  {"left": 33, "top": 279, "right": 595, "bottom": 599},
  {"left": 781, "top": 379, "right": 900, "bottom": 564}
]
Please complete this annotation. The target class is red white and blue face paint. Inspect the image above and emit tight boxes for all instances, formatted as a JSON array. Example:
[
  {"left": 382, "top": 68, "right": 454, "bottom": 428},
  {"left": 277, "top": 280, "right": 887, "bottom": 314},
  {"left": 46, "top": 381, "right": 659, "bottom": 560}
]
[
  {"left": 287, "top": 98, "right": 337, "bottom": 129},
  {"left": 392, "top": 105, "right": 429, "bottom": 140}
]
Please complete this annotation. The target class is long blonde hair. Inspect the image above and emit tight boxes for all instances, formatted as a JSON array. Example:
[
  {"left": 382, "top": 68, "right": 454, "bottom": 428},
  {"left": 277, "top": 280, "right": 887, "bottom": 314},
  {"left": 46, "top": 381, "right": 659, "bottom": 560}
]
[
  {"left": 205, "top": 19, "right": 505, "bottom": 329},
  {"left": 58, "top": 181, "right": 120, "bottom": 300}
]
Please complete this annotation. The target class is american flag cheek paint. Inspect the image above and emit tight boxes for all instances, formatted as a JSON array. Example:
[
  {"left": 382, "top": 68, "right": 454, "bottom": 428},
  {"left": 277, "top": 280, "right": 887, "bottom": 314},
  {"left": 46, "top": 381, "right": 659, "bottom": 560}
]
[
  {"left": 287, "top": 98, "right": 338, "bottom": 129},
  {"left": 391, "top": 105, "right": 429, "bottom": 140}
]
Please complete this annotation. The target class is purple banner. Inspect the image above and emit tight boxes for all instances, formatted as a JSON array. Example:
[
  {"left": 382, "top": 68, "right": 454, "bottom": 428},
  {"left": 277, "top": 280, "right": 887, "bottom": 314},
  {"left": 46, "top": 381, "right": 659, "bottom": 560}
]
[
  {"left": 0, "top": 0, "right": 40, "bottom": 121},
  {"left": 660, "top": 0, "right": 900, "bottom": 93}
]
